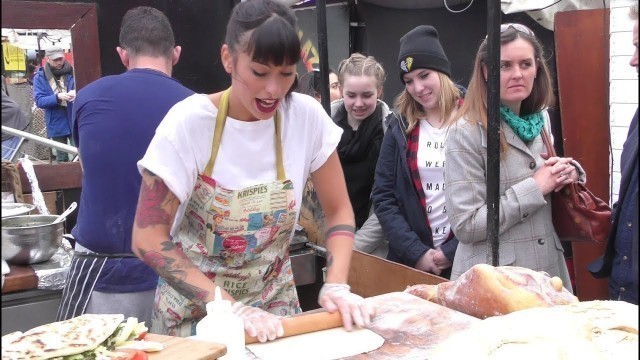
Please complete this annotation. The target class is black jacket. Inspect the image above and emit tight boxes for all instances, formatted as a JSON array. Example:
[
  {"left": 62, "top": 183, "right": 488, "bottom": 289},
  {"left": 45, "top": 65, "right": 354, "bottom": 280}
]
[
  {"left": 372, "top": 112, "right": 458, "bottom": 269},
  {"left": 334, "top": 103, "right": 384, "bottom": 228},
  {"left": 589, "top": 109, "right": 638, "bottom": 303}
]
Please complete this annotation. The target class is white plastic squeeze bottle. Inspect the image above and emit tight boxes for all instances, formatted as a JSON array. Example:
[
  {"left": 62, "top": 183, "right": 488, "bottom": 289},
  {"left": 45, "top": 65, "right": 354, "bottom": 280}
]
[{"left": 196, "top": 286, "right": 246, "bottom": 359}]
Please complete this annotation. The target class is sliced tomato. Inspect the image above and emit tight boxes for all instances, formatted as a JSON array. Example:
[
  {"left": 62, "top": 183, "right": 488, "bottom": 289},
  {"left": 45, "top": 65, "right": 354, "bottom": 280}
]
[
  {"left": 134, "top": 331, "right": 148, "bottom": 341},
  {"left": 131, "top": 350, "right": 149, "bottom": 360},
  {"left": 114, "top": 348, "right": 149, "bottom": 360}
]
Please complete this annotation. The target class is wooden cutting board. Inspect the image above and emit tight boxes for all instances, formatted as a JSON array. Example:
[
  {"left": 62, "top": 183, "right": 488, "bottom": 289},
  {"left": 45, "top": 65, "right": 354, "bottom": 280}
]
[
  {"left": 145, "top": 333, "right": 226, "bottom": 359},
  {"left": 2, "top": 264, "right": 38, "bottom": 293}
]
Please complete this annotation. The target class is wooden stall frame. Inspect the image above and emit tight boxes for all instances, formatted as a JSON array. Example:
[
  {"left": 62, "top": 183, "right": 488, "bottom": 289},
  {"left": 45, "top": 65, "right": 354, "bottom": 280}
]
[
  {"left": 349, "top": 250, "right": 447, "bottom": 298},
  {"left": 555, "top": 9, "right": 611, "bottom": 301},
  {"left": 1, "top": 0, "right": 101, "bottom": 91}
]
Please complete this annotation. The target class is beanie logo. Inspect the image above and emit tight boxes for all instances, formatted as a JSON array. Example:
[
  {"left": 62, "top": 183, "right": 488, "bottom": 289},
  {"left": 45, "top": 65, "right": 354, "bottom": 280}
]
[{"left": 400, "top": 57, "right": 413, "bottom": 73}]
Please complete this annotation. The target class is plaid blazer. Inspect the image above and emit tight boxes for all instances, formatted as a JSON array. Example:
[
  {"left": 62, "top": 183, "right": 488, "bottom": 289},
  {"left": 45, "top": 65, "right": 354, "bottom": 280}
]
[{"left": 443, "top": 113, "right": 575, "bottom": 289}]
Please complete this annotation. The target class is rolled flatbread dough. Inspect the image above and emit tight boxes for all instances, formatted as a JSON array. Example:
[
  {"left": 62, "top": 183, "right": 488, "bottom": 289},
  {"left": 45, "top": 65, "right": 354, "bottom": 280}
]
[
  {"left": 246, "top": 327, "right": 384, "bottom": 360},
  {"left": 428, "top": 300, "right": 638, "bottom": 360}
]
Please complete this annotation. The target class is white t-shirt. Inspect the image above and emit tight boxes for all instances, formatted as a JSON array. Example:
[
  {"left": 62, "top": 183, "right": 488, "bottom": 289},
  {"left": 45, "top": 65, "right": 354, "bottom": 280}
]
[
  {"left": 138, "top": 92, "right": 342, "bottom": 235},
  {"left": 417, "top": 120, "right": 450, "bottom": 247}
]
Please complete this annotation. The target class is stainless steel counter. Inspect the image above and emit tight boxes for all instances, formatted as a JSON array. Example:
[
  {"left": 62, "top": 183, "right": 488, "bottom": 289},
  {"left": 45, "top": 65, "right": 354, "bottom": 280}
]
[
  {"left": 1, "top": 289, "right": 62, "bottom": 335},
  {"left": 291, "top": 248, "right": 318, "bottom": 286}
]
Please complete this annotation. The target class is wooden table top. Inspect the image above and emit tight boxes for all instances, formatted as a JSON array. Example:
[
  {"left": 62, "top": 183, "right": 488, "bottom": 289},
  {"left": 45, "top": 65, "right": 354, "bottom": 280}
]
[
  {"left": 145, "top": 333, "right": 226, "bottom": 360},
  {"left": 2, "top": 264, "right": 38, "bottom": 294},
  {"left": 245, "top": 291, "right": 479, "bottom": 359},
  {"left": 345, "top": 291, "right": 479, "bottom": 359}
]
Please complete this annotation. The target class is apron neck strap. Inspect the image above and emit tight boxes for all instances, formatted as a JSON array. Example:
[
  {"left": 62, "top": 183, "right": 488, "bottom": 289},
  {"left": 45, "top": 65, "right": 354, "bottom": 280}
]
[{"left": 204, "top": 87, "right": 285, "bottom": 180}]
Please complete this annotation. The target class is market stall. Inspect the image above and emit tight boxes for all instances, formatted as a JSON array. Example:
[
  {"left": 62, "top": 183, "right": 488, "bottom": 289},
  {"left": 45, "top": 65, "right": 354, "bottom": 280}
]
[
  {"left": 3, "top": 156, "right": 637, "bottom": 360},
  {"left": 3, "top": 261, "right": 638, "bottom": 359}
]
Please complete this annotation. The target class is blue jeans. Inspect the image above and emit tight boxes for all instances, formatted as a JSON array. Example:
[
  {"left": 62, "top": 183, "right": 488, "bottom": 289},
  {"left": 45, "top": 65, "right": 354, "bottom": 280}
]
[{"left": 51, "top": 136, "right": 71, "bottom": 162}]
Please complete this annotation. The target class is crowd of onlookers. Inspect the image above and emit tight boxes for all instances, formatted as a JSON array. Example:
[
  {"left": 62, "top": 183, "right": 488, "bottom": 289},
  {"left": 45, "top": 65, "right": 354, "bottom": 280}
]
[{"left": 296, "top": 6, "right": 638, "bottom": 307}]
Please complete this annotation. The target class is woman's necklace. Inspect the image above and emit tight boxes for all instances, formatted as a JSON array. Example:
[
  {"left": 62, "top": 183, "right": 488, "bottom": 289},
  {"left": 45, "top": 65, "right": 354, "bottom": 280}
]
[
  {"left": 425, "top": 116, "right": 444, "bottom": 130},
  {"left": 423, "top": 108, "right": 444, "bottom": 129}
]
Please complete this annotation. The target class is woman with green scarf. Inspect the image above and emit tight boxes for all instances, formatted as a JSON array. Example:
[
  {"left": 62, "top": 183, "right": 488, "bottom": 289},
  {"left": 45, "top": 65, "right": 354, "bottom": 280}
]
[{"left": 443, "top": 23, "right": 584, "bottom": 292}]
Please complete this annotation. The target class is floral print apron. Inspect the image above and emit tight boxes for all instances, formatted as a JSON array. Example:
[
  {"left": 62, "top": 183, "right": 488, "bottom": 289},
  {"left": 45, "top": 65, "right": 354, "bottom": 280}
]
[{"left": 152, "top": 89, "right": 301, "bottom": 336}]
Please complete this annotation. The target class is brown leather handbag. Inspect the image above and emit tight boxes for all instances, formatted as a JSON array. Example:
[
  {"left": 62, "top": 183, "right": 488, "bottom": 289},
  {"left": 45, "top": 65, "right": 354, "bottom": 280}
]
[{"left": 540, "top": 128, "right": 611, "bottom": 243}]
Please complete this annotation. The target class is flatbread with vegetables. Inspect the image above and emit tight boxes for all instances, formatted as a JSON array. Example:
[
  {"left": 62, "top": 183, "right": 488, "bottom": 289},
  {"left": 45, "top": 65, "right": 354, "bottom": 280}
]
[{"left": 1, "top": 314, "right": 152, "bottom": 360}]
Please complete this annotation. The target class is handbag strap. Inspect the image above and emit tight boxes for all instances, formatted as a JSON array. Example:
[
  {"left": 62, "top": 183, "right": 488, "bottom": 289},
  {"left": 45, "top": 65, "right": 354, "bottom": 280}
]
[{"left": 540, "top": 126, "right": 557, "bottom": 157}]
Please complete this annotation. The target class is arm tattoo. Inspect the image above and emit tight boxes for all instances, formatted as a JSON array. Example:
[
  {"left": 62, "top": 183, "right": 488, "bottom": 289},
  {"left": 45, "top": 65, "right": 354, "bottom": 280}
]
[
  {"left": 136, "top": 170, "right": 177, "bottom": 228},
  {"left": 138, "top": 240, "right": 209, "bottom": 304},
  {"left": 326, "top": 251, "right": 334, "bottom": 271},
  {"left": 325, "top": 224, "right": 356, "bottom": 239}
]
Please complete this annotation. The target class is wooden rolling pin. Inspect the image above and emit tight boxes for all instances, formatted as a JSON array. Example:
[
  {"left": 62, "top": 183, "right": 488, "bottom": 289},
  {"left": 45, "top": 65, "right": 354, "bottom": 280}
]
[{"left": 244, "top": 311, "right": 343, "bottom": 344}]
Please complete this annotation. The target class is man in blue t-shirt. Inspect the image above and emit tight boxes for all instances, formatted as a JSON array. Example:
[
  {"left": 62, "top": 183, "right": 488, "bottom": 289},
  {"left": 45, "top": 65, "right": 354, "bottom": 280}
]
[{"left": 56, "top": 6, "right": 194, "bottom": 323}]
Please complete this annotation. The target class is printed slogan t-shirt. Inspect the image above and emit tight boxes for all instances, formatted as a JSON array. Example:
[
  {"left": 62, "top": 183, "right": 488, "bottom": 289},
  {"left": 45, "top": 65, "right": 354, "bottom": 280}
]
[{"left": 417, "top": 120, "right": 451, "bottom": 248}]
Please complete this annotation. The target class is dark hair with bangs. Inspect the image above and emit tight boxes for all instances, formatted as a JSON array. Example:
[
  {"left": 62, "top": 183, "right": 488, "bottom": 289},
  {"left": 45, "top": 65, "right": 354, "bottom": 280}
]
[
  {"left": 225, "top": 0, "right": 300, "bottom": 66},
  {"left": 246, "top": 16, "right": 300, "bottom": 67},
  {"left": 225, "top": 0, "right": 301, "bottom": 97},
  {"left": 119, "top": 6, "right": 176, "bottom": 59}
]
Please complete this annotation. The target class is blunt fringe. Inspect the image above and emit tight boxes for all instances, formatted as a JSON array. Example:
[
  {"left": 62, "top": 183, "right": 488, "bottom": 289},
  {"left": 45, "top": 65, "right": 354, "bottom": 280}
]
[
  {"left": 226, "top": 0, "right": 301, "bottom": 99},
  {"left": 226, "top": 0, "right": 299, "bottom": 67}
]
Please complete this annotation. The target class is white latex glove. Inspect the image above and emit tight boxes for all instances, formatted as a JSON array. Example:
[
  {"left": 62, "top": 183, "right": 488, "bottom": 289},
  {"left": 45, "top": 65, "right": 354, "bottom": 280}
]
[
  {"left": 231, "top": 302, "right": 283, "bottom": 343},
  {"left": 318, "top": 283, "right": 373, "bottom": 330}
]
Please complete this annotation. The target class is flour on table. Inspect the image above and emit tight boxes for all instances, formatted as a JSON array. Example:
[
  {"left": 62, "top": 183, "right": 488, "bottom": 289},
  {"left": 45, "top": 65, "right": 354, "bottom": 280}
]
[{"left": 246, "top": 327, "right": 384, "bottom": 360}]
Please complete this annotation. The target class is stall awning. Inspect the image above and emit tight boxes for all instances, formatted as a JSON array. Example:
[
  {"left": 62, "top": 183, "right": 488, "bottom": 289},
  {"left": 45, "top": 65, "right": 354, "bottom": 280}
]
[{"left": 2, "top": 43, "right": 26, "bottom": 71}]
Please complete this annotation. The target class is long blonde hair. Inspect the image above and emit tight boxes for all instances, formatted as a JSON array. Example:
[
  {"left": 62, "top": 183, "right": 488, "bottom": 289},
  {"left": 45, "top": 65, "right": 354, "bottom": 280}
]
[
  {"left": 395, "top": 72, "right": 461, "bottom": 134},
  {"left": 453, "top": 26, "right": 555, "bottom": 152}
]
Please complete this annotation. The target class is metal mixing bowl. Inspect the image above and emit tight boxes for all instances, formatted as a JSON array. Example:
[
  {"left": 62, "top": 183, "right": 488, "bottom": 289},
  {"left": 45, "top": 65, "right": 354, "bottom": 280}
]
[
  {"left": 2, "top": 203, "right": 36, "bottom": 218},
  {"left": 1, "top": 215, "right": 63, "bottom": 265}
]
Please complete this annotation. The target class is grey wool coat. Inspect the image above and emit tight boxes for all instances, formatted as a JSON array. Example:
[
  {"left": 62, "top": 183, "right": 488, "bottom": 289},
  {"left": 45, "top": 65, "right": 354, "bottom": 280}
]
[{"left": 444, "top": 114, "right": 581, "bottom": 292}]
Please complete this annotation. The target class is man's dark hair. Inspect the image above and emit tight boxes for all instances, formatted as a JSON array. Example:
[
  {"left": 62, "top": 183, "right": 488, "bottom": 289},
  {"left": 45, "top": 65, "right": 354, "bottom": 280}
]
[
  {"left": 119, "top": 6, "right": 175, "bottom": 59},
  {"left": 296, "top": 70, "right": 320, "bottom": 98}
]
